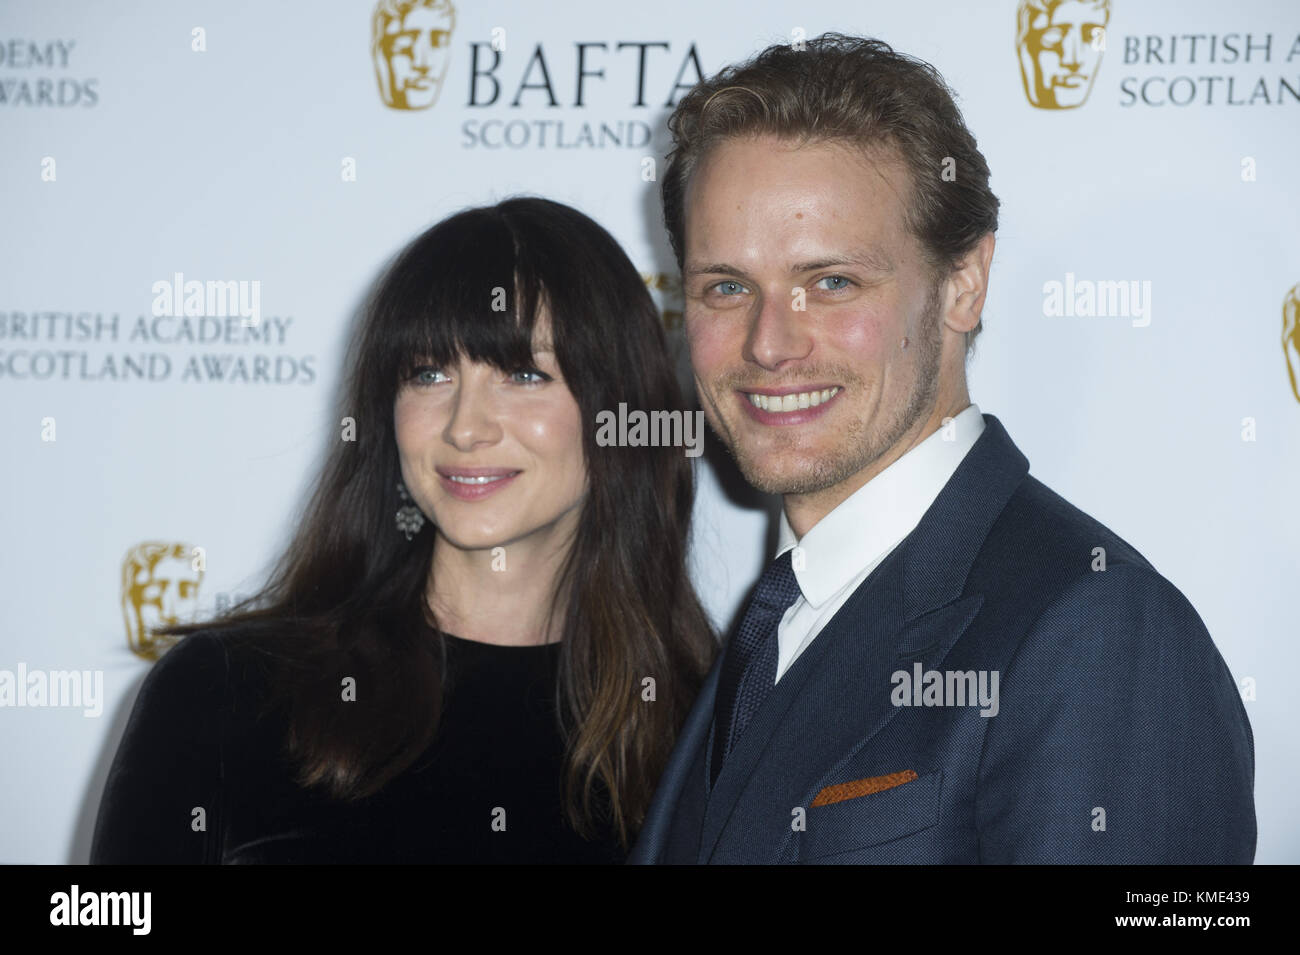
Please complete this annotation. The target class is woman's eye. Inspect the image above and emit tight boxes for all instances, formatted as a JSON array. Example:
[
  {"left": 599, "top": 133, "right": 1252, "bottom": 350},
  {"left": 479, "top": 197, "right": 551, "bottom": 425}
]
[
  {"left": 815, "top": 275, "right": 853, "bottom": 292},
  {"left": 510, "top": 368, "right": 551, "bottom": 384},
  {"left": 411, "top": 367, "right": 448, "bottom": 385},
  {"left": 711, "top": 280, "right": 748, "bottom": 296}
]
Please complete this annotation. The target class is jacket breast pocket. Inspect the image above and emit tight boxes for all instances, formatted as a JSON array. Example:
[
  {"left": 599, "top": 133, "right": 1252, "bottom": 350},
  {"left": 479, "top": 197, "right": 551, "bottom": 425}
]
[{"left": 798, "top": 769, "right": 942, "bottom": 862}]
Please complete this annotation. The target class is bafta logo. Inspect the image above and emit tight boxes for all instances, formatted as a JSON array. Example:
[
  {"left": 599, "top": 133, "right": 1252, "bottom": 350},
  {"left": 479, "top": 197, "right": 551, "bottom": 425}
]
[
  {"left": 1285, "top": 284, "right": 1300, "bottom": 404},
  {"left": 1016, "top": 0, "right": 1110, "bottom": 109},
  {"left": 121, "top": 542, "right": 203, "bottom": 660},
  {"left": 372, "top": 0, "right": 457, "bottom": 110}
]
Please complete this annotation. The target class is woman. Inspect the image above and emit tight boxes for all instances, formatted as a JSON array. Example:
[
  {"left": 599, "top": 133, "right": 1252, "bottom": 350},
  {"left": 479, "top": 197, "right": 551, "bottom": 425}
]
[{"left": 89, "top": 197, "right": 717, "bottom": 863}]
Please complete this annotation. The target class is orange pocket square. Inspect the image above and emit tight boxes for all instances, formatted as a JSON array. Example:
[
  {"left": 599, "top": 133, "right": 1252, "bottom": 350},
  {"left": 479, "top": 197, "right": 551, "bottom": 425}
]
[{"left": 811, "top": 769, "right": 919, "bottom": 807}]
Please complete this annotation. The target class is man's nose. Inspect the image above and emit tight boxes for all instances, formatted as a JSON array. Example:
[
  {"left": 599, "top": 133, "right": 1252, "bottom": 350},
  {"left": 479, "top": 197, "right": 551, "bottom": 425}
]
[{"left": 743, "top": 288, "right": 813, "bottom": 371}]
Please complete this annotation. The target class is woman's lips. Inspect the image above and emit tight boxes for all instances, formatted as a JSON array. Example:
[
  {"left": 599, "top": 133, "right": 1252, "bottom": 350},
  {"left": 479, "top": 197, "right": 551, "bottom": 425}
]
[
  {"left": 436, "top": 468, "right": 522, "bottom": 501},
  {"left": 738, "top": 385, "right": 841, "bottom": 425}
]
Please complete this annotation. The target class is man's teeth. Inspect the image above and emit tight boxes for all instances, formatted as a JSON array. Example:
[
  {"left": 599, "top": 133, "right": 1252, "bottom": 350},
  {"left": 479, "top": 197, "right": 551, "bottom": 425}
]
[
  {"left": 747, "top": 387, "right": 839, "bottom": 412},
  {"left": 447, "top": 474, "right": 511, "bottom": 484}
]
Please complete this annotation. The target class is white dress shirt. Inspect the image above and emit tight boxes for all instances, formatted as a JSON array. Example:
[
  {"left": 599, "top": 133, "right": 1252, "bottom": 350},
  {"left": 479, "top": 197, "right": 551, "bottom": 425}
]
[{"left": 771, "top": 404, "right": 986, "bottom": 682}]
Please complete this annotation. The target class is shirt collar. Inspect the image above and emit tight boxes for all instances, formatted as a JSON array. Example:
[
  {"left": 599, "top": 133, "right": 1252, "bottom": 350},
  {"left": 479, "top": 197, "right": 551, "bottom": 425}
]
[{"left": 776, "top": 404, "right": 986, "bottom": 607}]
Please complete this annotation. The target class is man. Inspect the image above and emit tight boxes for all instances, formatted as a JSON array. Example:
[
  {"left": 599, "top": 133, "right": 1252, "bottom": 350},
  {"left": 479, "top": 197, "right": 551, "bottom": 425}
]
[{"left": 631, "top": 34, "right": 1255, "bottom": 864}]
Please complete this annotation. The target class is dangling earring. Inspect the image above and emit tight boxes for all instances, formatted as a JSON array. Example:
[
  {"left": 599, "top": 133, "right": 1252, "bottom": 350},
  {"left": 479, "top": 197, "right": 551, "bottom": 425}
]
[
  {"left": 900, "top": 336, "right": 910, "bottom": 350},
  {"left": 395, "top": 482, "right": 426, "bottom": 540}
]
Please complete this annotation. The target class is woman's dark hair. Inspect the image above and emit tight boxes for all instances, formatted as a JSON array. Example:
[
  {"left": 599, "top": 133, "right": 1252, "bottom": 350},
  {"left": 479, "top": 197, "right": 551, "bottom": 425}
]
[{"left": 160, "top": 196, "right": 717, "bottom": 847}]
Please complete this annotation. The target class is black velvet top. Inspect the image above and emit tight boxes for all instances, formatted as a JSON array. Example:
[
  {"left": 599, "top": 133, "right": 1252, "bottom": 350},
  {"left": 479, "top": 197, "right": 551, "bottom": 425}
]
[{"left": 89, "top": 629, "right": 625, "bottom": 864}]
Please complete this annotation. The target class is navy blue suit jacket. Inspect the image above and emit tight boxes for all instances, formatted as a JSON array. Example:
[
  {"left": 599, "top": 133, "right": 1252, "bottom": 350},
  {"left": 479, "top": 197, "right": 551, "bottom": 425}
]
[{"left": 630, "top": 413, "right": 1256, "bottom": 864}]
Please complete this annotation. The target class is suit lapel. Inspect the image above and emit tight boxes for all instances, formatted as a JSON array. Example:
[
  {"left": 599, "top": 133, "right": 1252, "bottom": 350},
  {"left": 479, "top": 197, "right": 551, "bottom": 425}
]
[
  {"left": 711, "top": 586, "right": 984, "bottom": 862},
  {"left": 701, "top": 555, "right": 984, "bottom": 862},
  {"left": 698, "top": 412, "right": 1028, "bottom": 863}
]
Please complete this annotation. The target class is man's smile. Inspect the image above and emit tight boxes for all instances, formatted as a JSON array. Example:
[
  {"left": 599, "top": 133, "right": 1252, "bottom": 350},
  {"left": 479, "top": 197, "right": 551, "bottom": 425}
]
[{"left": 736, "top": 385, "right": 843, "bottom": 424}]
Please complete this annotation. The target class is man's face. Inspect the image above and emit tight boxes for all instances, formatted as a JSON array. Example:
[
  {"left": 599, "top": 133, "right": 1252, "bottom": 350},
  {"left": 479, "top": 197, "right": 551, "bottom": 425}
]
[
  {"left": 378, "top": 6, "right": 454, "bottom": 110},
  {"left": 1020, "top": 0, "right": 1107, "bottom": 109},
  {"left": 682, "top": 134, "right": 947, "bottom": 511}
]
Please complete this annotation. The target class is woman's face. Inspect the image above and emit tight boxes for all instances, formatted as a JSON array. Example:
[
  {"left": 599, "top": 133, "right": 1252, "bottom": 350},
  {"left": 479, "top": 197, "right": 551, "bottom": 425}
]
[{"left": 393, "top": 315, "right": 589, "bottom": 555}]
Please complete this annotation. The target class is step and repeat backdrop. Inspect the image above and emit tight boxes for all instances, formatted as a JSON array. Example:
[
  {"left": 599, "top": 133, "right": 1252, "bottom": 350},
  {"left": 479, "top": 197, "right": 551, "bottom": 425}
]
[{"left": 2, "top": 0, "right": 1297, "bottom": 863}]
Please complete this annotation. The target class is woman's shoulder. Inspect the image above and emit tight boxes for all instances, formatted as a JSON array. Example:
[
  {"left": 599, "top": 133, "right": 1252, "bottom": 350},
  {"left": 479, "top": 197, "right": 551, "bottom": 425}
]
[
  {"left": 91, "top": 627, "right": 266, "bottom": 864},
  {"left": 110, "top": 626, "right": 285, "bottom": 788},
  {"left": 138, "top": 625, "right": 280, "bottom": 727},
  {"left": 137, "top": 630, "right": 232, "bottom": 709}
]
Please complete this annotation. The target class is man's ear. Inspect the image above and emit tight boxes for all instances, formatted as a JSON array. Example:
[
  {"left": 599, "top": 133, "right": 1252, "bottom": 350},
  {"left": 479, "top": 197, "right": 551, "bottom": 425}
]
[{"left": 943, "top": 232, "right": 996, "bottom": 335}]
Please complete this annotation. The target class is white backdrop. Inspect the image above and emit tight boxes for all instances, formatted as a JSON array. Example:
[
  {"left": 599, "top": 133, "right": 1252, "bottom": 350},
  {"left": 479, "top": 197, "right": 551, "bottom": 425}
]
[{"left": 2, "top": 0, "right": 1296, "bottom": 864}]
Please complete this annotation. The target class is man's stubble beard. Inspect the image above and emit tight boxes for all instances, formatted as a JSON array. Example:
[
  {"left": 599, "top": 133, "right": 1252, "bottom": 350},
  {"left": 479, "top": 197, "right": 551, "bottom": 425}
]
[{"left": 704, "top": 285, "right": 945, "bottom": 497}]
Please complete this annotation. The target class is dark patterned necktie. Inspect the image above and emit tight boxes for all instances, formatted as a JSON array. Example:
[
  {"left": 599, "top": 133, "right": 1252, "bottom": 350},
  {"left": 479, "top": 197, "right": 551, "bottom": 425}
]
[{"left": 711, "top": 548, "right": 803, "bottom": 787}]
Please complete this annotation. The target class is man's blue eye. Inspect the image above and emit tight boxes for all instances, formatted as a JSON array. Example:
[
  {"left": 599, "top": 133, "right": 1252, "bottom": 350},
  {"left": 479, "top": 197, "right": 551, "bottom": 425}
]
[
  {"left": 715, "top": 281, "right": 746, "bottom": 296},
  {"left": 817, "top": 275, "right": 852, "bottom": 291}
]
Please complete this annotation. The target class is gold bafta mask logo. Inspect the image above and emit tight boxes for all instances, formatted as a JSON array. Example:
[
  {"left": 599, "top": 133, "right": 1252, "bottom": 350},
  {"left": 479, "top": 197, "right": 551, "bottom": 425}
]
[
  {"left": 372, "top": 0, "right": 457, "bottom": 110},
  {"left": 1285, "top": 284, "right": 1300, "bottom": 404},
  {"left": 121, "top": 542, "right": 203, "bottom": 660},
  {"left": 1016, "top": 0, "right": 1110, "bottom": 109}
]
